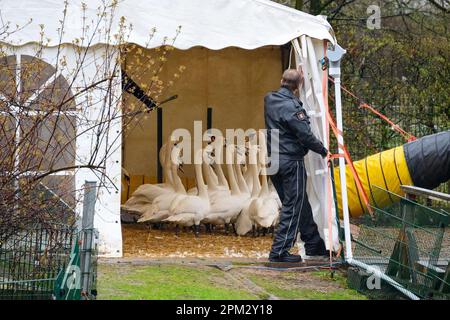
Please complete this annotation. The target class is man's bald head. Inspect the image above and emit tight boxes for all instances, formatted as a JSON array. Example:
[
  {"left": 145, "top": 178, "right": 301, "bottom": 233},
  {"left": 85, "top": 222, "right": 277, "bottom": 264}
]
[{"left": 281, "top": 69, "right": 303, "bottom": 92}]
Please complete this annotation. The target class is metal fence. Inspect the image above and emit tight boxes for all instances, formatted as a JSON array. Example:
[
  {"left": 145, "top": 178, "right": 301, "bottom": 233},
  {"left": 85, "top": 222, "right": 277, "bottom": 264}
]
[
  {"left": 339, "top": 103, "right": 449, "bottom": 194},
  {"left": 52, "top": 228, "right": 99, "bottom": 300},
  {"left": 0, "top": 223, "right": 75, "bottom": 300},
  {"left": 351, "top": 186, "right": 450, "bottom": 299},
  {"left": 341, "top": 101, "right": 449, "bottom": 159},
  {"left": 0, "top": 182, "right": 99, "bottom": 300}
]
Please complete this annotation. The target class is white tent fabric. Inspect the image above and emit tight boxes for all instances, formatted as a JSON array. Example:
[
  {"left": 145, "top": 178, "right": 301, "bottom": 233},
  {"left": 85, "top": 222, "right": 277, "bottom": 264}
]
[
  {"left": 0, "top": 0, "right": 335, "bottom": 49},
  {"left": 1, "top": 0, "right": 340, "bottom": 257},
  {"left": 292, "top": 38, "right": 340, "bottom": 252}
]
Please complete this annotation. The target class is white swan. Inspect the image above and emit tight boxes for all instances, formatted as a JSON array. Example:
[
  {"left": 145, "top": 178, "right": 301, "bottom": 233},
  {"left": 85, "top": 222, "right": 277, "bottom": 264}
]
[
  {"left": 136, "top": 141, "right": 185, "bottom": 219},
  {"left": 122, "top": 139, "right": 175, "bottom": 213},
  {"left": 205, "top": 140, "right": 231, "bottom": 199},
  {"left": 203, "top": 143, "right": 249, "bottom": 231},
  {"left": 243, "top": 137, "right": 257, "bottom": 192},
  {"left": 211, "top": 139, "right": 230, "bottom": 190},
  {"left": 234, "top": 145, "right": 250, "bottom": 196},
  {"left": 203, "top": 158, "right": 230, "bottom": 202},
  {"left": 138, "top": 146, "right": 186, "bottom": 223},
  {"left": 249, "top": 132, "right": 280, "bottom": 229},
  {"left": 164, "top": 149, "right": 210, "bottom": 236},
  {"left": 235, "top": 143, "right": 260, "bottom": 235},
  {"left": 212, "top": 144, "right": 229, "bottom": 190},
  {"left": 186, "top": 145, "right": 229, "bottom": 199}
]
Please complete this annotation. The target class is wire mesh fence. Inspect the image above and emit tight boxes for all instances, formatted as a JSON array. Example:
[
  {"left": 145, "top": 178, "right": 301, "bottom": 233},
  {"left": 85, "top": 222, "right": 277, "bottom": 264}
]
[
  {"left": 352, "top": 186, "right": 450, "bottom": 299},
  {"left": 0, "top": 223, "right": 75, "bottom": 300},
  {"left": 0, "top": 181, "right": 99, "bottom": 300},
  {"left": 341, "top": 101, "right": 449, "bottom": 160},
  {"left": 339, "top": 102, "right": 449, "bottom": 195}
]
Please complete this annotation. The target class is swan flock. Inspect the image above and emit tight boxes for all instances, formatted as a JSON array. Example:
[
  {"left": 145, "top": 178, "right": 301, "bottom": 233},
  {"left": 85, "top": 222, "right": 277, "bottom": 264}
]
[{"left": 122, "top": 133, "right": 281, "bottom": 237}]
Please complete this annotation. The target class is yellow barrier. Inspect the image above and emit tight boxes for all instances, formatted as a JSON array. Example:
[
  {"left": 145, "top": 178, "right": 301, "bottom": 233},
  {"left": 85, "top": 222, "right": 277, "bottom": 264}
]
[{"left": 333, "top": 145, "right": 413, "bottom": 218}]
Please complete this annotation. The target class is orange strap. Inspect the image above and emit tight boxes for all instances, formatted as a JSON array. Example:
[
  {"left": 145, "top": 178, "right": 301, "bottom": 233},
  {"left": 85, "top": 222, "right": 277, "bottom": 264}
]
[
  {"left": 328, "top": 153, "right": 345, "bottom": 160},
  {"left": 326, "top": 109, "right": 374, "bottom": 215},
  {"left": 323, "top": 71, "right": 374, "bottom": 215},
  {"left": 328, "top": 77, "right": 416, "bottom": 142}
]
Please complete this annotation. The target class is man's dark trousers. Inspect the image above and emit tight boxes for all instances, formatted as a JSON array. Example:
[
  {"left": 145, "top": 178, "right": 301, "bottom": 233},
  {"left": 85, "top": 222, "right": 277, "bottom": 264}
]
[{"left": 269, "top": 158, "right": 326, "bottom": 258}]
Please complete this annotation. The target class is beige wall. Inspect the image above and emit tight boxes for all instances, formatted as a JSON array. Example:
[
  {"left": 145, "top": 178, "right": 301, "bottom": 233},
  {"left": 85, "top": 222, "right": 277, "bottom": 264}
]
[{"left": 122, "top": 46, "right": 281, "bottom": 179}]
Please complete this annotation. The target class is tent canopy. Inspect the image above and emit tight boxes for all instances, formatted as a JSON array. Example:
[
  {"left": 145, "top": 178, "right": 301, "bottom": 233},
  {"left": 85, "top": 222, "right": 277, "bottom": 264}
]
[{"left": 1, "top": 0, "right": 335, "bottom": 49}]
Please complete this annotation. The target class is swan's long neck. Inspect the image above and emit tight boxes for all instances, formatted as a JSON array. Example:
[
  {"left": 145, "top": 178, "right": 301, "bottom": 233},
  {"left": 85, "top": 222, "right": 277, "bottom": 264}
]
[
  {"left": 195, "top": 150, "right": 208, "bottom": 200},
  {"left": 226, "top": 145, "right": 240, "bottom": 196},
  {"left": 170, "top": 144, "right": 186, "bottom": 194},
  {"left": 202, "top": 161, "right": 218, "bottom": 191},
  {"left": 249, "top": 146, "right": 261, "bottom": 198},
  {"left": 259, "top": 132, "right": 270, "bottom": 196},
  {"left": 213, "top": 138, "right": 229, "bottom": 189},
  {"left": 213, "top": 162, "right": 228, "bottom": 189},
  {"left": 171, "top": 162, "right": 186, "bottom": 195},
  {"left": 260, "top": 163, "right": 270, "bottom": 196},
  {"left": 234, "top": 161, "right": 249, "bottom": 194},
  {"left": 162, "top": 140, "right": 173, "bottom": 185},
  {"left": 243, "top": 163, "right": 253, "bottom": 187}
]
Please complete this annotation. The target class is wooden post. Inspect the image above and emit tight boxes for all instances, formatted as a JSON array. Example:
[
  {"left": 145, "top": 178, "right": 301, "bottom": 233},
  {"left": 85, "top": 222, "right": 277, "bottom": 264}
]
[
  {"left": 157, "top": 108, "right": 163, "bottom": 183},
  {"left": 207, "top": 107, "right": 212, "bottom": 130}
]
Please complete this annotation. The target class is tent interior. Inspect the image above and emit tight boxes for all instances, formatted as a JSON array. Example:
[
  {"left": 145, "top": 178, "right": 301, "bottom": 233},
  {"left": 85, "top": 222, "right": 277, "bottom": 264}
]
[
  {"left": 121, "top": 45, "right": 287, "bottom": 201},
  {"left": 119, "top": 44, "right": 309, "bottom": 258}
]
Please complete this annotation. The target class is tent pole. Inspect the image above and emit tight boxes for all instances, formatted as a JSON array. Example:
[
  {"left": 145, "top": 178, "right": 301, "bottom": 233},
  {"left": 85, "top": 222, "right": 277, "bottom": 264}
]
[
  {"left": 327, "top": 45, "right": 352, "bottom": 259},
  {"left": 334, "top": 75, "right": 352, "bottom": 259}
]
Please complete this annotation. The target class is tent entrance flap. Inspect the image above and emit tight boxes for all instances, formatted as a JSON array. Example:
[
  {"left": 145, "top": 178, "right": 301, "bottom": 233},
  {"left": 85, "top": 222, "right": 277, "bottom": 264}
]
[{"left": 292, "top": 37, "right": 340, "bottom": 252}]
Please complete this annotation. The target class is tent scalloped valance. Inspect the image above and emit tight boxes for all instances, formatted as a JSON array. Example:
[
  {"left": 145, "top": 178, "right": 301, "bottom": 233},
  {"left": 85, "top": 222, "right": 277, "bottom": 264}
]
[{"left": 0, "top": 0, "right": 336, "bottom": 49}]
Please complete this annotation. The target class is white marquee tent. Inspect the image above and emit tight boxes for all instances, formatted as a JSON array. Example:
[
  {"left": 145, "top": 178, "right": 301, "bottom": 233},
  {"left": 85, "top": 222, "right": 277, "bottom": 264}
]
[{"left": 1, "top": 0, "right": 344, "bottom": 257}]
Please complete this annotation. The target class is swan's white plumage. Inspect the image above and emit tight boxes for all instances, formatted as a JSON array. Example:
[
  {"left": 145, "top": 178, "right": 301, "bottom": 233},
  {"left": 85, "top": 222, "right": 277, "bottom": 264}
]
[
  {"left": 165, "top": 149, "right": 210, "bottom": 227},
  {"left": 248, "top": 132, "right": 280, "bottom": 229},
  {"left": 235, "top": 143, "right": 260, "bottom": 235},
  {"left": 122, "top": 140, "right": 175, "bottom": 213},
  {"left": 130, "top": 132, "right": 280, "bottom": 236}
]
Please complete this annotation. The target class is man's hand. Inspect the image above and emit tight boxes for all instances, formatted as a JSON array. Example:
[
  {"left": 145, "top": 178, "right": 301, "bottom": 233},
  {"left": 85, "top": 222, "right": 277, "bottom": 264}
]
[{"left": 321, "top": 149, "right": 333, "bottom": 161}]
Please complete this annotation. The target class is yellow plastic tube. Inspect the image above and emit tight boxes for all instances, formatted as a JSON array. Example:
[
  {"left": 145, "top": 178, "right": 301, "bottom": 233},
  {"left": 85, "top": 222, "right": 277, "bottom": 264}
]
[{"left": 333, "top": 145, "right": 413, "bottom": 218}]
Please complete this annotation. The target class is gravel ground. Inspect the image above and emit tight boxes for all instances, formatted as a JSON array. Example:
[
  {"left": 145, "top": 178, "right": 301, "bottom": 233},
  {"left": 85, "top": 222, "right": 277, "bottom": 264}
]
[
  {"left": 122, "top": 223, "right": 449, "bottom": 263},
  {"left": 122, "top": 224, "right": 274, "bottom": 259}
]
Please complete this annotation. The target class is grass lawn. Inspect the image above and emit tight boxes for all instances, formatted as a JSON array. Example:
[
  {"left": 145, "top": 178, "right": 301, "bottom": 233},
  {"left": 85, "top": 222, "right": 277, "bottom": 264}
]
[
  {"left": 97, "top": 262, "right": 367, "bottom": 300},
  {"left": 98, "top": 263, "right": 259, "bottom": 300}
]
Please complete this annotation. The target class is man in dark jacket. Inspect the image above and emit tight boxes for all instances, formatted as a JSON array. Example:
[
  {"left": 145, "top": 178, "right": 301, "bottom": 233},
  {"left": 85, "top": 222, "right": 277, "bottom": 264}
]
[{"left": 265, "top": 69, "right": 328, "bottom": 263}]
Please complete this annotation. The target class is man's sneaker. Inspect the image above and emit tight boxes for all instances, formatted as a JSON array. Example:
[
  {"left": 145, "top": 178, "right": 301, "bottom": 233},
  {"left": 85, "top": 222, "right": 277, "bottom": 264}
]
[{"left": 269, "top": 253, "right": 302, "bottom": 263}]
